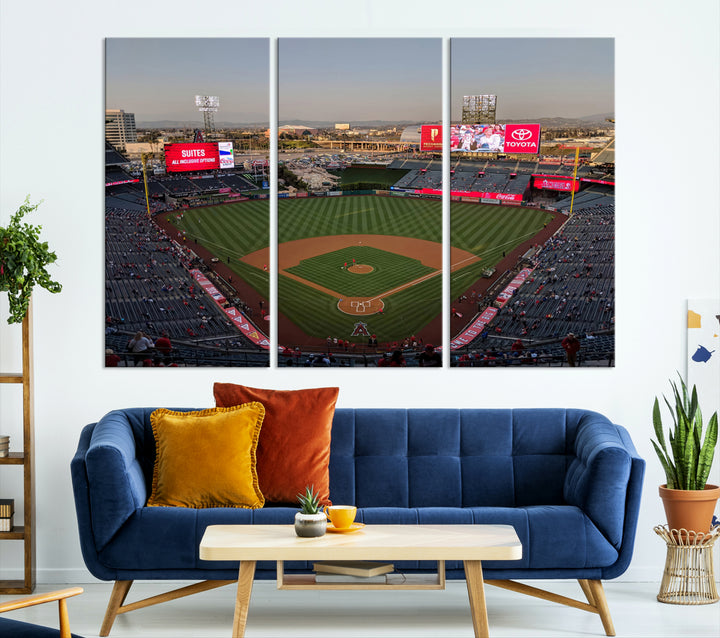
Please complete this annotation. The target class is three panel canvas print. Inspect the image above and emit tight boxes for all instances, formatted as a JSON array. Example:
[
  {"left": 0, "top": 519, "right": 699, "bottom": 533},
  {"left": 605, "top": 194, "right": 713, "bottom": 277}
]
[{"left": 104, "top": 38, "right": 614, "bottom": 368}]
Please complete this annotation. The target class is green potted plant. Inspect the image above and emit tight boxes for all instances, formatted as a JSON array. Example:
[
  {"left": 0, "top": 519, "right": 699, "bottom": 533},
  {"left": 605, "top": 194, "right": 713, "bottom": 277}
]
[
  {"left": 294, "top": 485, "right": 327, "bottom": 538},
  {"left": 0, "top": 196, "right": 61, "bottom": 324},
  {"left": 651, "top": 374, "right": 719, "bottom": 535}
]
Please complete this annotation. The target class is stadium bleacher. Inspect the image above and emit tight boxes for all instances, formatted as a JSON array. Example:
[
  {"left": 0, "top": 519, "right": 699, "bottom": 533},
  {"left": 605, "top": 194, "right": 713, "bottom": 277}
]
[
  {"left": 105, "top": 207, "right": 268, "bottom": 366},
  {"left": 452, "top": 201, "right": 615, "bottom": 365}
]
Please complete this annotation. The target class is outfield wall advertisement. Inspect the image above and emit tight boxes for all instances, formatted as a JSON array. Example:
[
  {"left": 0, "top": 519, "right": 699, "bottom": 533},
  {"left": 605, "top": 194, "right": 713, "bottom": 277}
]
[
  {"left": 415, "top": 187, "right": 522, "bottom": 202},
  {"left": 165, "top": 142, "right": 235, "bottom": 172},
  {"left": 532, "top": 175, "right": 580, "bottom": 192}
]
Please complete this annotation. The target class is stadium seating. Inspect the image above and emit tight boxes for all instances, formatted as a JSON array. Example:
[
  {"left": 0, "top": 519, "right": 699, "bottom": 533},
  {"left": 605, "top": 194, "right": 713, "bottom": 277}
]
[
  {"left": 452, "top": 202, "right": 615, "bottom": 364},
  {"left": 105, "top": 207, "right": 268, "bottom": 367}
]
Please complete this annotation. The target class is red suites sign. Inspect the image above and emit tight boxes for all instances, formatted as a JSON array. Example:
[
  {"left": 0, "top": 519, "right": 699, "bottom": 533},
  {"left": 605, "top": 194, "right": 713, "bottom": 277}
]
[{"left": 165, "top": 143, "right": 220, "bottom": 172}]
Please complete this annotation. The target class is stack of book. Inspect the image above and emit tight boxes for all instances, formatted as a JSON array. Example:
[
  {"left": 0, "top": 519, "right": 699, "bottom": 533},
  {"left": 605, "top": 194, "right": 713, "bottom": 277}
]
[
  {"left": 0, "top": 499, "right": 14, "bottom": 532},
  {"left": 0, "top": 435, "right": 9, "bottom": 457},
  {"left": 313, "top": 560, "right": 394, "bottom": 583}
]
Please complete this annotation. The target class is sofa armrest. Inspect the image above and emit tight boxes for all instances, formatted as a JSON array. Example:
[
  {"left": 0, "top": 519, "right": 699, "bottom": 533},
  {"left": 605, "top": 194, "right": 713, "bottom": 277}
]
[
  {"left": 84, "top": 410, "right": 149, "bottom": 550},
  {"left": 563, "top": 413, "right": 634, "bottom": 548}
]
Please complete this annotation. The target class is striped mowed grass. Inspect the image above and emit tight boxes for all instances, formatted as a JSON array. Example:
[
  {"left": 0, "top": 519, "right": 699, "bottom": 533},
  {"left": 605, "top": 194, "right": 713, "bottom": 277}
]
[
  {"left": 286, "top": 246, "right": 436, "bottom": 297},
  {"left": 171, "top": 196, "right": 553, "bottom": 342},
  {"left": 279, "top": 195, "right": 441, "bottom": 242},
  {"left": 172, "top": 199, "right": 269, "bottom": 298},
  {"left": 449, "top": 202, "right": 554, "bottom": 300}
]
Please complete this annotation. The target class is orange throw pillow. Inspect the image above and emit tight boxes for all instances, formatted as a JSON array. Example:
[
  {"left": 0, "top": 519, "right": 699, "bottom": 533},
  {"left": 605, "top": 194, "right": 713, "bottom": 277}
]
[{"left": 214, "top": 384, "right": 339, "bottom": 505}]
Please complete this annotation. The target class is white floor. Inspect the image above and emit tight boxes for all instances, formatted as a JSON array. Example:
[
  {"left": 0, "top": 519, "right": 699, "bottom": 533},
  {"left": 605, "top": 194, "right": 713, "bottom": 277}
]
[{"left": 2, "top": 580, "right": 719, "bottom": 637}]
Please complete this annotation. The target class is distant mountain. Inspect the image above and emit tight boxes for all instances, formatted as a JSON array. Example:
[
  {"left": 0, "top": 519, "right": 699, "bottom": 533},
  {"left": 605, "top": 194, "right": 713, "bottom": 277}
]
[
  {"left": 138, "top": 114, "right": 613, "bottom": 130},
  {"left": 505, "top": 115, "right": 614, "bottom": 127},
  {"left": 137, "top": 120, "right": 268, "bottom": 129},
  {"left": 279, "top": 119, "right": 430, "bottom": 128}
]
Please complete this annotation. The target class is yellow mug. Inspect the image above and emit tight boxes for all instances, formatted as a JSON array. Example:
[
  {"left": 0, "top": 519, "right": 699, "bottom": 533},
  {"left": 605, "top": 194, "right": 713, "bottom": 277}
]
[{"left": 324, "top": 505, "right": 357, "bottom": 529}]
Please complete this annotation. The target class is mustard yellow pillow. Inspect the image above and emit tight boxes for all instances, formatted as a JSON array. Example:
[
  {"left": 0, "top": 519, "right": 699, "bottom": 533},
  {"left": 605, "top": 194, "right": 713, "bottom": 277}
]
[{"left": 148, "top": 404, "right": 265, "bottom": 508}]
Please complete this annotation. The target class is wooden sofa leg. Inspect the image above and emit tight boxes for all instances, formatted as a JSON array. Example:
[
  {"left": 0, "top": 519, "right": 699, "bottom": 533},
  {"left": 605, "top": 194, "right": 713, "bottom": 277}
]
[
  {"left": 578, "top": 579, "right": 596, "bottom": 606},
  {"left": 586, "top": 579, "right": 615, "bottom": 637},
  {"left": 100, "top": 580, "right": 133, "bottom": 637}
]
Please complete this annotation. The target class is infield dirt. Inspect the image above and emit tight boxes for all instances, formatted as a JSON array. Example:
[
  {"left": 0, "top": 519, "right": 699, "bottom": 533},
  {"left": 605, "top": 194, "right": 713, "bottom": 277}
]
[{"left": 242, "top": 234, "right": 480, "bottom": 318}]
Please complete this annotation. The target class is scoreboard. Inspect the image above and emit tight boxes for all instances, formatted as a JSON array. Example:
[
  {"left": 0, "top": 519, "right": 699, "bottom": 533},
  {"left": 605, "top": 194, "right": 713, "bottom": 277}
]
[{"left": 164, "top": 142, "right": 235, "bottom": 172}]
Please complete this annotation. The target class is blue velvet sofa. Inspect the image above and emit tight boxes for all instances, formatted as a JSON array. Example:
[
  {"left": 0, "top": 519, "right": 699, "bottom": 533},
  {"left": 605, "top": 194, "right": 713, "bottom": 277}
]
[{"left": 71, "top": 407, "right": 644, "bottom": 636}]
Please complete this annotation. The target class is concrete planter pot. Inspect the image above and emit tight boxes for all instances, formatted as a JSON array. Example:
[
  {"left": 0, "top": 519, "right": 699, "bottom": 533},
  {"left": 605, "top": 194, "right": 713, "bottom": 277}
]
[{"left": 294, "top": 512, "right": 327, "bottom": 537}]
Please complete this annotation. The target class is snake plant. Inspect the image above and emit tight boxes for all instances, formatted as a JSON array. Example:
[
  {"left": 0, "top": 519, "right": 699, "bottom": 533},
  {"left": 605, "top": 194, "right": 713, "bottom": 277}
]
[{"left": 652, "top": 374, "right": 718, "bottom": 490}]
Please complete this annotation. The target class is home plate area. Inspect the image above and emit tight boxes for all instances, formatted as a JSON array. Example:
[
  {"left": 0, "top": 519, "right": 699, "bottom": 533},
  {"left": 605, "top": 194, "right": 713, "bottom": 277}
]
[{"left": 338, "top": 296, "right": 385, "bottom": 315}]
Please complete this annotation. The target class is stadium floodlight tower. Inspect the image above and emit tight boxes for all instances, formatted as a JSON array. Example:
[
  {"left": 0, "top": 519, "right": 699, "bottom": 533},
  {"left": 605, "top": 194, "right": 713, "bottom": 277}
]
[
  {"left": 461, "top": 95, "right": 497, "bottom": 125},
  {"left": 195, "top": 95, "right": 219, "bottom": 136}
]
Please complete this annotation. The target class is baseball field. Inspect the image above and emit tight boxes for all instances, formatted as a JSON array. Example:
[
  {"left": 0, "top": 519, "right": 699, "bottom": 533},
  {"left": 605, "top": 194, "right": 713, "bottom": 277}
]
[{"left": 169, "top": 195, "right": 554, "bottom": 346}]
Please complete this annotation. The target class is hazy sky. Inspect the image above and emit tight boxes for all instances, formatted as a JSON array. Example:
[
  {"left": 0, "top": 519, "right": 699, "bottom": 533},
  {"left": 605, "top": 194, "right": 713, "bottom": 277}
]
[
  {"left": 279, "top": 38, "right": 441, "bottom": 122},
  {"left": 452, "top": 38, "right": 614, "bottom": 120},
  {"left": 105, "top": 38, "right": 269, "bottom": 124},
  {"left": 105, "top": 37, "right": 612, "bottom": 126}
]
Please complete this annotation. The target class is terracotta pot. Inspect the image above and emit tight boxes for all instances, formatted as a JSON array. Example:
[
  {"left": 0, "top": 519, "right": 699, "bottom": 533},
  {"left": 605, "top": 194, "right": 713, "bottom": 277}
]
[{"left": 659, "top": 484, "right": 720, "bottom": 535}]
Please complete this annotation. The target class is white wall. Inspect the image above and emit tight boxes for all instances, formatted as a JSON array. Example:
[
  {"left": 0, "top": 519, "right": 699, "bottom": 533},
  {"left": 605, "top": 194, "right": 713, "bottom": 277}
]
[{"left": 1, "top": 0, "right": 718, "bottom": 583}]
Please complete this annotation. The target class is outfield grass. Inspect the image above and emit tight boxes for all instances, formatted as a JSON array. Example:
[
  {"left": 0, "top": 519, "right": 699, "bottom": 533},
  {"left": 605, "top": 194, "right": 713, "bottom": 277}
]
[
  {"left": 279, "top": 195, "right": 440, "bottom": 242},
  {"left": 449, "top": 203, "right": 554, "bottom": 300},
  {"left": 171, "top": 199, "right": 269, "bottom": 299},
  {"left": 286, "top": 246, "right": 436, "bottom": 297},
  {"left": 328, "top": 167, "right": 409, "bottom": 187}
]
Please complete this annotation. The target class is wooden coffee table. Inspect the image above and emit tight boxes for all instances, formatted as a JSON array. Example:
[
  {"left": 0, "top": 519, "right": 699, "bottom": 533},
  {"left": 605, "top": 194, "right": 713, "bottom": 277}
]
[{"left": 200, "top": 524, "right": 522, "bottom": 637}]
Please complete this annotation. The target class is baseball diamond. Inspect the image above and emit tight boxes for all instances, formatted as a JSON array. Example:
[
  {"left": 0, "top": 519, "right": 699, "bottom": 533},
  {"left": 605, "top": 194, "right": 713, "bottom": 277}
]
[{"left": 167, "top": 196, "right": 555, "bottom": 347}]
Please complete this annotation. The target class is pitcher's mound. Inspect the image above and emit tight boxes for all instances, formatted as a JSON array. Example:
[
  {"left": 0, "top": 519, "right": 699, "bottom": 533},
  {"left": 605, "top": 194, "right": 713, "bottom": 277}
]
[
  {"left": 338, "top": 297, "right": 385, "bottom": 315},
  {"left": 348, "top": 264, "right": 373, "bottom": 274}
]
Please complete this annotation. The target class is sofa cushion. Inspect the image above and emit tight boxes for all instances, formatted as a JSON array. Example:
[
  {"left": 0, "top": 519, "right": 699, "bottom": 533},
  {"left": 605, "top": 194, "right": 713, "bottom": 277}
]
[
  {"left": 214, "top": 384, "right": 338, "bottom": 506},
  {"left": 147, "top": 405, "right": 265, "bottom": 509}
]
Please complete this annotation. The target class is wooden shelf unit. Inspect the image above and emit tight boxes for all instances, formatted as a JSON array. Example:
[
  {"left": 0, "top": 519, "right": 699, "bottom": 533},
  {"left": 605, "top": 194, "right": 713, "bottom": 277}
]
[{"left": 0, "top": 301, "right": 36, "bottom": 594}]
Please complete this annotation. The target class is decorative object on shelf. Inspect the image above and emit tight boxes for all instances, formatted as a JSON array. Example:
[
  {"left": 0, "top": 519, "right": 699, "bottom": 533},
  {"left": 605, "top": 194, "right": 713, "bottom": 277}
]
[
  {"left": 0, "top": 499, "right": 14, "bottom": 532},
  {"left": 313, "top": 560, "right": 393, "bottom": 578},
  {"left": 294, "top": 485, "right": 326, "bottom": 537},
  {"left": 654, "top": 523, "right": 719, "bottom": 605},
  {"left": 0, "top": 196, "right": 61, "bottom": 324},
  {"left": 652, "top": 374, "right": 719, "bottom": 535},
  {"left": 0, "top": 435, "right": 8, "bottom": 457}
]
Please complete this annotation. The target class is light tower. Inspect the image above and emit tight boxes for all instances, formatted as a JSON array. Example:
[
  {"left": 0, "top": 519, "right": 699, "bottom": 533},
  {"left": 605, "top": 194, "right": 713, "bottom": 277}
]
[
  {"left": 461, "top": 95, "right": 497, "bottom": 125},
  {"left": 195, "top": 95, "right": 219, "bottom": 137}
]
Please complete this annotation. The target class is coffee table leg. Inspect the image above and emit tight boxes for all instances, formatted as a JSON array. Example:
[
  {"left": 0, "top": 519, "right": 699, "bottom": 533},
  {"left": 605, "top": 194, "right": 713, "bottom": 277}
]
[
  {"left": 464, "top": 560, "right": 489, "bottom": 638},
  {"left": 232, "top": 560, "right": 256, "bottom": 638}
]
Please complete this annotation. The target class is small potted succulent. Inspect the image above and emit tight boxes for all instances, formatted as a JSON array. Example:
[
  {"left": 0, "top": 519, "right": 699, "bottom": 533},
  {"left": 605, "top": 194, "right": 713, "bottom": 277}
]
[{"left": 294, "top": 485, "right": 327, "bottom": 538}]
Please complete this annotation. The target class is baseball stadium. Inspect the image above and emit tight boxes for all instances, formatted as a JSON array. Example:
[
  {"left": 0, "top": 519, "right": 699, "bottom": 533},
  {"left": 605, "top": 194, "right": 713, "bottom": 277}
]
[
  {"left": 273, "top": 140, "right": 614, "bottom": 367},
  {"left": 104, "top": 131, "right": 614, "bottom": 368}
]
